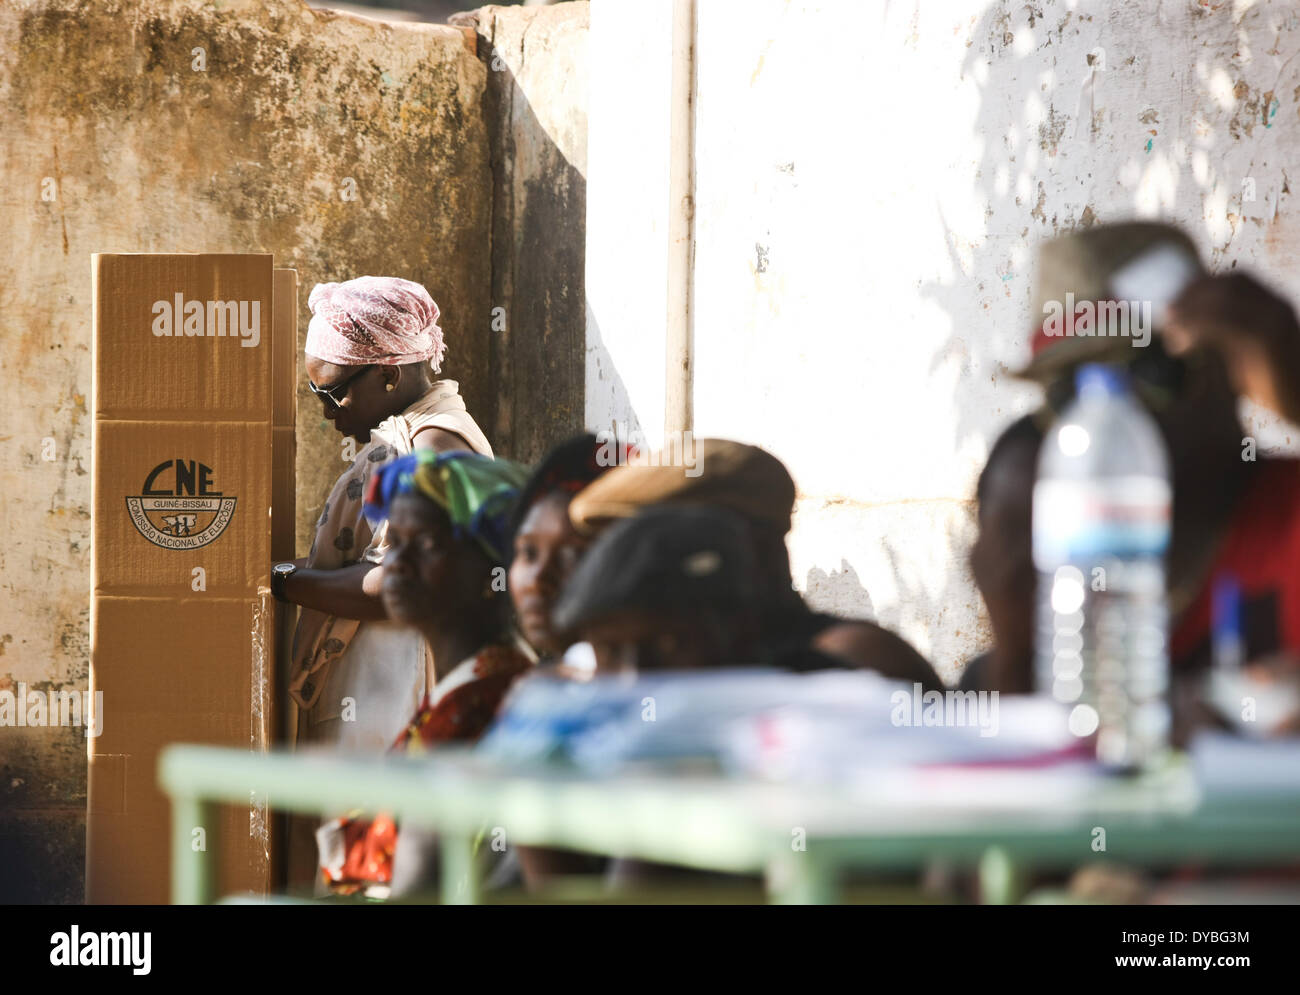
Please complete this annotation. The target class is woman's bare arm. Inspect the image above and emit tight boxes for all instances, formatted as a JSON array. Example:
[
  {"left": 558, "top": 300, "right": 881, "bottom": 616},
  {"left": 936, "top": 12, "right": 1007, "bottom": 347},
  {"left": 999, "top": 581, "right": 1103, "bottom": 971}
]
[
  {"left": 283, "top": 561, "right": 388, "bottom": 620},
  {"left": 283, "top": 428, "right": 468, "bottom": 620}
]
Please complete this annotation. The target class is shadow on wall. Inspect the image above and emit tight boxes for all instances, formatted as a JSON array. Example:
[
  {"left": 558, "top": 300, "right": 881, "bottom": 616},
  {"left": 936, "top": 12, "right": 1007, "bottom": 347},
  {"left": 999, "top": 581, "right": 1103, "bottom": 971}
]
[
  {"left": 583, "top": 298, "right": 645, "bottom": 443},
  {"left": 895, "top": 0, "right": 1300, "bottom": 677},
  {"left": 805, "top": 559, "right": 876, "bottom": 622},
  {"left": 468, "top": 4, "right": 590, "bottom": 464},
  {"left": 928, "top": 0, "right": 1299, "bottom": 468},
  {"left": 802, "top": 527, "right": 987, "bottom": 688}
]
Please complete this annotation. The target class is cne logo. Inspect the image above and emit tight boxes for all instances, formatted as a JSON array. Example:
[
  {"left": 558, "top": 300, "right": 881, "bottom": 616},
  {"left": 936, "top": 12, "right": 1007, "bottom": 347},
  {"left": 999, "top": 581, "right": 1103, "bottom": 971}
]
[{"left": 125, "top": 459, "right": 237, "bottom": 550}]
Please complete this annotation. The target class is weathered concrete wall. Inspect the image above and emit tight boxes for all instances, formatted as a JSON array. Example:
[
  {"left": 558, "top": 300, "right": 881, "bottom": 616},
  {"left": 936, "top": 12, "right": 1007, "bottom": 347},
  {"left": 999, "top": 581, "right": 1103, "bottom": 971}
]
[
  {"left": 460, "top": 2, "right": 588, "bottom": 462},
  {"left": 587, "top": 0, "right": 1300, "bottom": 684},
  {"left": 0, "top": 0, "right": 490, "bottom": 902}
]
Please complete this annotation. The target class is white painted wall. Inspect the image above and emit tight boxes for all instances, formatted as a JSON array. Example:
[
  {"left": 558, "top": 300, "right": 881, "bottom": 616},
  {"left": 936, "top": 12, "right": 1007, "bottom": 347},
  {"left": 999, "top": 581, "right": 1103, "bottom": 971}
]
[
  {"left": 584, "top": 0, "right": 675, "bottom": 447},
  {"left": 586, "top": 0, "right": 1300, "bottom": 682}
]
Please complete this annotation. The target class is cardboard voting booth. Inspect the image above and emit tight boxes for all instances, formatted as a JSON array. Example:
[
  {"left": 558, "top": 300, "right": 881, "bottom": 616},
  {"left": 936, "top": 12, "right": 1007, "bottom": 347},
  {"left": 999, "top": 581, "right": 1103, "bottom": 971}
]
[{"left": 89, "top": 253, "right": 297, "bottom": 903}]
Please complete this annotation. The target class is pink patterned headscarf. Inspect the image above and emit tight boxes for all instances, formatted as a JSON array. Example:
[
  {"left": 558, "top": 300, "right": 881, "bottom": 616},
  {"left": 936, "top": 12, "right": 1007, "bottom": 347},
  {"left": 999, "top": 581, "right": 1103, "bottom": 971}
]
[{"left": 305, "top": 276, "right": 447, "bottom": 370}]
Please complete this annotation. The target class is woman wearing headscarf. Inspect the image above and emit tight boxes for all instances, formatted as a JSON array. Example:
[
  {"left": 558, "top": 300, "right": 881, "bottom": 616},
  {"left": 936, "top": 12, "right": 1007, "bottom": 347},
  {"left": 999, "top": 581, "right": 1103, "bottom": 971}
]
[
  {"left": 274, "top": 276, "right": 495, "bottom": 753},
  {"left": 315, "top": 450, "right": 532, "bottom": 894},
  {"left": 365, "top": 449, "right": 533, "bottom": 740}
]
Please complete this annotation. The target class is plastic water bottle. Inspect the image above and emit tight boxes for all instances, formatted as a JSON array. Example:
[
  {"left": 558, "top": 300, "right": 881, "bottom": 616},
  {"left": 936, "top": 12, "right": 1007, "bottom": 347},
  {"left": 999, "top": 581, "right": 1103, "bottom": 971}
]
[{"left": 1032, "top": 364, "right": 1172, "bottom": 770}]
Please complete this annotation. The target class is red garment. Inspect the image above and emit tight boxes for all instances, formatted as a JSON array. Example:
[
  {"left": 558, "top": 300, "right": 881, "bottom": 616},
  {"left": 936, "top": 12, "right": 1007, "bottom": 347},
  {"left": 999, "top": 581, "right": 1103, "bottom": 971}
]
[
  {"left": 1171, "top": 459, "right": 1300, "bottom": 669},
  {"left": 331, "top": 814, "right": 398, "bottom": 885},
  {"left": 319, "top": 644, "right": 533, "bottom": 893},
  {"left": 392, "top": 646, "right": 535, "bottom": 750}
]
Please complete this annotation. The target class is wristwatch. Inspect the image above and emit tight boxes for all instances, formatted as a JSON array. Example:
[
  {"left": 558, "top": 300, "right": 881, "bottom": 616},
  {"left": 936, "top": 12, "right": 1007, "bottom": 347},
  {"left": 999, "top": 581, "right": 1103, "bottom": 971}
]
[{"left": 271, "top": 562, "right": 298, "bottom": 604}]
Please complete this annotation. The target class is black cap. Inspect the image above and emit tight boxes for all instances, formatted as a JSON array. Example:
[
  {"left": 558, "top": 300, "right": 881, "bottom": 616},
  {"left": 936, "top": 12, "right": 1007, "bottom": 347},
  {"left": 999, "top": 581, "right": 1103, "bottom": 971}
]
[{"left": 552, "top": 504, "right": 757, "bottom": 634}]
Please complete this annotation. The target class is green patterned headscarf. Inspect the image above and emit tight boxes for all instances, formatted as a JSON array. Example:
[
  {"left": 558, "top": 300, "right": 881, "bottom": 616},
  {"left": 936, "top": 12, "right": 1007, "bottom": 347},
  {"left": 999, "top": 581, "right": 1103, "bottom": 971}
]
[{"left": 363, "top": 450, "right": 529, "bottom": 565}]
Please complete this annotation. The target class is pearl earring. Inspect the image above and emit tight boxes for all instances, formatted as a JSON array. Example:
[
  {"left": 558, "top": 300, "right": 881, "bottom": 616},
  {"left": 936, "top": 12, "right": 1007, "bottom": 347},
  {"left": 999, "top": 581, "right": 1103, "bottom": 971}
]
[{"left": 385, "top": 383, "right": 395, "bottom": 392}]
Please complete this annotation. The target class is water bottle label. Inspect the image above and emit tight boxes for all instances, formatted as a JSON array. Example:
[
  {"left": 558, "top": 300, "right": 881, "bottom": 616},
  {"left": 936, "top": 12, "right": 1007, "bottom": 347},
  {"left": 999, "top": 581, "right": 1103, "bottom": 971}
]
[{"left": 1032, "top": 476, "right": 1171, "bottom": 568}]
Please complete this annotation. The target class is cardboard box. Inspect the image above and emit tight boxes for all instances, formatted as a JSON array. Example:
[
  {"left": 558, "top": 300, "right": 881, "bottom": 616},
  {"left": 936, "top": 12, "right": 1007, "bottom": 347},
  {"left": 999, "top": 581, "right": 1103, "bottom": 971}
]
[{"left": 89, "top": 254, "right": 297, "bottom": 904}]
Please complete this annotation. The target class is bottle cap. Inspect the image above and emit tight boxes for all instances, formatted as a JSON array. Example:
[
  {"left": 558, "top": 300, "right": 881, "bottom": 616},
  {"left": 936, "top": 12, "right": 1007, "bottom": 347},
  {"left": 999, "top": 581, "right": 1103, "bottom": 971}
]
[{"left": 1075, "top": 363, "right": 1130, "bottom": 399}]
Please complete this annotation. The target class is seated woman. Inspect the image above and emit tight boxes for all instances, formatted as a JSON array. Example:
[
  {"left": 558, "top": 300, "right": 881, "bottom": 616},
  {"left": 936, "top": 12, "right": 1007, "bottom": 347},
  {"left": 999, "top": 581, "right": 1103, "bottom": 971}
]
[
  {"left": 370, "top": 449, "right": 533, "bottom": 743},
  {"left": 504, "top": 435, "right": 629, "bottom": 885},
  {"left": 315, "top": 449, "right": 531, "bottom": 894}
]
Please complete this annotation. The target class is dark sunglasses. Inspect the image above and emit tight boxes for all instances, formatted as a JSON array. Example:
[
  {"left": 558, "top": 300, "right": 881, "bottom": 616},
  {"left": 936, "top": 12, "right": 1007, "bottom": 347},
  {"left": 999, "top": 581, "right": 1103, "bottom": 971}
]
[{"left": 308, "top": 365, "right": 375, "bottom": 409}]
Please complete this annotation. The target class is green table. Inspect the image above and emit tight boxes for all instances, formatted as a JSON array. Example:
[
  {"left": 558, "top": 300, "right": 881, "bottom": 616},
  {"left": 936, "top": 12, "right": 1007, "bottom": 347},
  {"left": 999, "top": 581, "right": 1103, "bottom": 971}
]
[{"left": 158, "top": 745, "right": 1300, "bottom": 904}]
